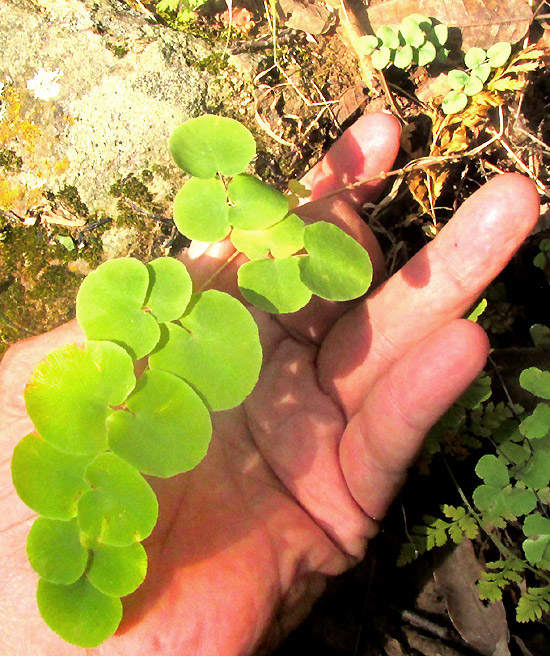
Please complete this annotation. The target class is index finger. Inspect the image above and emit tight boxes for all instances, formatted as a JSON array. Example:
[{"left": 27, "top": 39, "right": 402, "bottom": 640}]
[
  {"left": 300, "top": 112, "right": 401, "bottom": 209},
  {"left": 319, "top": 173, "right": 540, "bottom": 417}
]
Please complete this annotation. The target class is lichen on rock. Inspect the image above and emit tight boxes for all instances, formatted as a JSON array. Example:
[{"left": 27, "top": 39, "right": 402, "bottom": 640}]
[{"left": 0, "top": 0, "right": 224, "bottom": 354}]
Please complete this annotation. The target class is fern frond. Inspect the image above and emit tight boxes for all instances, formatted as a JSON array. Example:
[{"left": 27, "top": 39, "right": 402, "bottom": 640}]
[
  {"left": 477, "top": 576, "right": 504, "bottom": 602},
  {"left": 442, "top": 505, "right": 479, "bottom": 541},
  {"left": 397, "top": 541, "right": 424, "bottom": 567},
  {"left": 478, "top": 557, "right": 525, "bottom": 603},
  {"left": 425, "top": 517, "right": 451, "bottom": 549},
  {"left": 517, "top": 585, "right": 550, "bottom": 622}
]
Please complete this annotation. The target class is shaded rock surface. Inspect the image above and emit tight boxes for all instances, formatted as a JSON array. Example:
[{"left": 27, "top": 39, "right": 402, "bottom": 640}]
[{"left": 0, "top": 0, "right": 220, "bottom": 214}]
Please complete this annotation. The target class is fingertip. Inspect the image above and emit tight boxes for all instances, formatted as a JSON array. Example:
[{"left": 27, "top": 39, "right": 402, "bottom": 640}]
[
  {"left": 459, "top": 173, "right": 540, "bottom": 235},
  {"left": 481, "top": 172, "right": 540, "bottom": 209},
  {"left": 337, "top": 318, "right": 490, "bottom": 520},
  {"left": 434, "top": 174, "right": 540, "bottom": 288},
  {"left": 346, "top": 112, "right": 402, "bottom": 153},
  {"left": 301, "top": 112, "right": 402, "bottom": 208},
  {"left": 389, "top": 318, "right": 490, "bottom": 415},
  {"left": 440, "top": 318, "right": 490, "bottom": 378},
  {"left": 487, "top": 172, "right": 540, "bottom": 215},
  {"left": 327, "top": 112, "right": 402, "bottom": 208}
]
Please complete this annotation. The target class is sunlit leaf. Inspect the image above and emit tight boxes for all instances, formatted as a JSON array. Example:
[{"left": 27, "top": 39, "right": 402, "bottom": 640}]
[
  {"left": 230, "top": 227, "right": 270, "bottom": 260},
  {"left": 465, "top": 46, "right": 487, "bottom": 69},
  {"left": 88, "top": 542, "right": 147, "bottom": 597},
  {"left": 377, "top": 25, "right": 399, "bottom": 49},
  {"left": 76, "top": 258, "right": 160, "bottom": 359},
  {"left": 24, "top": 342, "right": 135, "bottom": 456},
  {"left": 414, "top": 40, "right": 437, "bottom": 65},
  {"left": 467, "top": 298, "right": 487, "bottom": 322},
  {"left": 523, "top": 514, "right": 550, "bottom": 564},
  {"left": 448, "top": 69, "right": 469, "bottom": 90},
  {"left": 173, "top": 177, "right": 230, "bottom": 242},
  {"left": 11, "top": 433, "right": 93, "bottom": 519},
  {"left": 37, "top": 577, "right": 122, "bottom": 648},
  {"left": 463, "top": 74, "right": 484, "bottom": 96},
  {"left": 27, "top": 517, "right": 89, "bottom": 585},
  {"left": 357, "top": 34, "right": 380, "bottom": 56},
  {"left": 519, "top": 403, "right": 550, "bottom": 439},
  {"left": 149, "top": 290, "right": 262, "bottom": 410},
  {"left": 230, "top": 214, "right": 305, "bottom": 260},
  {"left": 55, "top": 235, "right": 75, "bottom": 251},
  {"left": 520, "top": 367, "right": 550, "bottom": 399},
  {"left": 487, "top": 42, "right": 512, "bottom": 68},
  {"left": 471, "top": 62, "right": 492, "bottom": 82},
  {"left": 145, "top": 257, "right": 192, "bottom": 322},
  {"left": 407, "top": 13, "right": 432, "bottom": 30},
  {"left": 442, "top": 90, "right": 468, "bottom": 115},
  {"left": 78, "top": 453, "right": 158, "bottom": 547},
  {"left": 393, "top": 44, "right": 414, "bottom": 69},
  {"left": 108, "top": 370, "right": 211, "bottom": 477},
  {"left": 169, "top": 115, "right": 256, "bottom": 178},
  {"left": 238, "top": 257, "right": 312, "bottom": 313},
  {"left": 366, "top": 1, "right": 532, "bottom": 51},
  {"left": 400, "top": 17, "right": 425, "bottom": 48},
  {"left": 430, "top": 23, "right": 448, "bottom": 47},
  {"left": 299, "top": 222, "right": 373, "bottom": 301},
  {"left": 372, "top": 46, "right": 392, "bottom": 69},
  {"left": 228, "top": 174, "right": 289, "bottom": 231},
  {"left": 475, "top": 454, "right": 509, "bottom": 487},
  {"left": 269, "top": 214, "right": 306, "bottom": 258}
]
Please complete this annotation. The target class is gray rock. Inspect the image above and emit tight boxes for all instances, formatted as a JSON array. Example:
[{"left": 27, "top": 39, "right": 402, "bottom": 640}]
[{"left": 0, "top": 0, "right": 219, "bottom": 214}]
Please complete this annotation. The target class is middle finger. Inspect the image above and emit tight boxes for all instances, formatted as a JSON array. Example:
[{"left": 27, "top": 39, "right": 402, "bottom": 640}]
[{"left": 318, "top": 173, "right": 540, "bottom": 418}]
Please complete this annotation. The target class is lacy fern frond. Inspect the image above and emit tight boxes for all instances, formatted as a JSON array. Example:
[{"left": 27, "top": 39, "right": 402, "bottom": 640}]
[{"left": 517, "top": 585, "right": 550, "bottom": 622}]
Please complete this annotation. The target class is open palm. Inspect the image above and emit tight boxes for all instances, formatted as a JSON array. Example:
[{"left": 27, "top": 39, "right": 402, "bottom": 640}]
[{"left": 0, "top": 113, "right": 540, "bottom": 656}]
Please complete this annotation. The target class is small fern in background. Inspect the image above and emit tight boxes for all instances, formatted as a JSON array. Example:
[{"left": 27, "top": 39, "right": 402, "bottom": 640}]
[
  {"left": 398, "top": 504, "right": 479, "bottom": 567},
  {"left": 399, "top": 315, "right": 550, "bottom": 624}
]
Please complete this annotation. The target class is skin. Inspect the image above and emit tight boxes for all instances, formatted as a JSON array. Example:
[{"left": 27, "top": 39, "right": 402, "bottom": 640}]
[{"left": 0, "top": 113, "right": 540, "bottom": 656}]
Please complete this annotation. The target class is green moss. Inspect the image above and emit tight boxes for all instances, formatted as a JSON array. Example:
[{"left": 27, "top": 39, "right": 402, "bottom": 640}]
[
  {"left": 0, "top": 192, "right": 109, "bottom": 357},
  {"left": 0, "top": 148, "right": 23, "bottom": 172},
  {"left": 28, "top": 264, "right": 79, "bottom": 301},
  {"left": 110, "top": 175, "right": 153, "bottom": 205},
  {"left": 109, "top": 175, "right": 154, "bottom": 230},
  {"left": 105, "top": 42, "right": 129, "bottom": 58},
  {"left": 0, "top": 226, "right": 84, "bottom": 358},
  {"left": 55, "top": 185, "right": 89, "bottom": 217},
  {"left": 193, "top": 52, "right": 229, "bottom": 75},
  {"left": 150, "top": 163, "right": 174, "bottom": 181},
  {"left": 0, "top": 162, "right": 178, "bottom": 357}
]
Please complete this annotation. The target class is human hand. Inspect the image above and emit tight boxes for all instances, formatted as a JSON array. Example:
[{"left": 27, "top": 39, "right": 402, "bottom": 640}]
[{"left": 0, "top": 113, "right": 540, "bottom": 655}]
